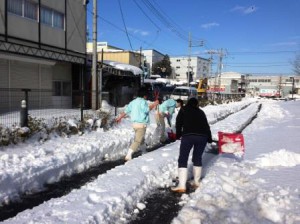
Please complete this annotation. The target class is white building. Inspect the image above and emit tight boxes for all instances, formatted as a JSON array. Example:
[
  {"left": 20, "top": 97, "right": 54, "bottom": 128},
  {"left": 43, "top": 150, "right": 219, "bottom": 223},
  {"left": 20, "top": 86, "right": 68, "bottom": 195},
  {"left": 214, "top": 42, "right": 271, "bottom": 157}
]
[
  {"left": 247, "top": 75, "right": 299, "bottom": 97},
  {"left": 86, "top": 42, "right": 123, "bottom": 53},
  {"left": 207, "top": 72, "right": 243, "bottom": 94},
  {"left": 141, "top": 49, "right": 165, "bottom": 78},
  {"left": 170, "top": 56, "right": 211, "bottom": 83},
  {"left": 206, "top": 72, "right": 299, "bottom": 97}
]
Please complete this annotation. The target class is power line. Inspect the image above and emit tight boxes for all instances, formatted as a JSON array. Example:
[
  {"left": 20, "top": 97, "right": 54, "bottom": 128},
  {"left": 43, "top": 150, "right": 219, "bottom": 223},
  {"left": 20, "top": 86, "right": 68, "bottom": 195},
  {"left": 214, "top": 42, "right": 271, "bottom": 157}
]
[
  {"left": 151, "top": 0, "right": 191, "bottom": 39},
  {"left": 229, "top": 50, "right": 297, "bottom": 55},
  {"left": 117, "top": 0, "right": 133, "bottom": 50},
  {"left": 87, "top": 8, "right": 175, "bottom": 54},
  {"left": 132, "top": 0, "right": 161, "bottom": 32},
  {"left": 97, "top": 15, "right": 172, "bottom": 53},
  {"left": 140, "top": 0, "right": 189, "bottom": 42},
  {"left": 227, "top": 64, "right": 290, "bottom": 67}
]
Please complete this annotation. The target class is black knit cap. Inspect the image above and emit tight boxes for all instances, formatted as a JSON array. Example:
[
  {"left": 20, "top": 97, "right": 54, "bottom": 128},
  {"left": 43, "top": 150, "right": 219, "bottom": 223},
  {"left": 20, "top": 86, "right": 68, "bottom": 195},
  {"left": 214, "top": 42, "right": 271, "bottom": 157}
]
[
  {"left": 138, "top": 87, "right": 148, "bottom": 97},
  {"left": 186, "top": 97, "right": 198, "bottom": 107}
]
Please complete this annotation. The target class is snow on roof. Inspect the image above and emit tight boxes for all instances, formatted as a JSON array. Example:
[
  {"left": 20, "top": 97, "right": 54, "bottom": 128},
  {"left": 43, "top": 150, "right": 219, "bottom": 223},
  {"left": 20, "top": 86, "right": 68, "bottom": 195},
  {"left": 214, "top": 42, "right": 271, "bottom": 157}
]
[
  {"left": 170, "top": 80, "right": 185, "bottom": 85},
  {"left": 174, "top": 86, "right": 197, "bottom": 90},
  {"left": 103, "top": 60, "right": 143, "bottom": 75},
  {"left": 155, "top": 78, "right": 170, "bottom": 84},
  {"left": 150, "top": 74, "right": 161, "bottom": 78}
]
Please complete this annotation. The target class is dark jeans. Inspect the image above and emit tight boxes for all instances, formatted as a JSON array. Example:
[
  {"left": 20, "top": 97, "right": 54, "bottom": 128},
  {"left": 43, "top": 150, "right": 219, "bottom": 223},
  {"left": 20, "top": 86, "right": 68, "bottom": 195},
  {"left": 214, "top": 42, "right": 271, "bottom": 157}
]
[{"left": 178, "top": 135, "right": 208, "bottom": 168}]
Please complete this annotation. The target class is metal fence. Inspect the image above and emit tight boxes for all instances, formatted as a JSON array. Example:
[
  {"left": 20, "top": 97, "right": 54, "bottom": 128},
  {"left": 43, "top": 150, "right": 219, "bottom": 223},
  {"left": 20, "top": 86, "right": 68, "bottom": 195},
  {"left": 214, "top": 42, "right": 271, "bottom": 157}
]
[{"left": 0, "top": 88, "right": 98, "bottom": 128}]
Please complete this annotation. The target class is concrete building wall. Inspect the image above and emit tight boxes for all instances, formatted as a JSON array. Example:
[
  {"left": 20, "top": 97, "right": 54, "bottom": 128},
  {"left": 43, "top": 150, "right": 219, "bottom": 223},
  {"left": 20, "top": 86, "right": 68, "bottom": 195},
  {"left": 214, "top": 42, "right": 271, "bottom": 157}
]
[
  {"left": 0, "top": 1, "right": 4, "bottom": 34},
  {"left": 97, "top": 51, "right": 142, "bottom": 67},
  {"left": 66, "top": 0, "right": 87, "bottom": 53},
  {"left": 142, "top": 49, "right": 164, "bottom": 76},
  {"left": 170, "top": 56, "right": 210, "bottom": 82},
  {"left": 1, "top": 0, "right": 86, "bottom": 54}
]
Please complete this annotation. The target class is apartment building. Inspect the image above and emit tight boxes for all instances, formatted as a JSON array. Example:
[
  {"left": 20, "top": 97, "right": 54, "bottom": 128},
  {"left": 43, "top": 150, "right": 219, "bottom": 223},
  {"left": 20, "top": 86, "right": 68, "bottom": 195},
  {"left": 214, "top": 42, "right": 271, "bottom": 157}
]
[
  {"left": 170, "top": 56, "right": 211, "bottom": 83},
  {"left": 141, "top": 49, "right": 164, "bottom": 77},
  {"left": 0, "top": 0, "right": 87, "bottom": 111}
]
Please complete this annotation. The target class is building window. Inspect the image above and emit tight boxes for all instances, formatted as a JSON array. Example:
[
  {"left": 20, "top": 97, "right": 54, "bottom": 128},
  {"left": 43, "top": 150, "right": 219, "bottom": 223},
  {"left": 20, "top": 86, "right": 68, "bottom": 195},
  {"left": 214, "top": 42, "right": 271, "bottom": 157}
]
[
  {"left": 41, "top": 7, "right": 52, "bottom": 26},
  {"left": 53, "top": 81, "right": 61, "bottom": 96},
  {"left": 41, "top": 6, "right": 64, "bottom": 29},
  {"left": 53, "top": 81, "right": 71, "bottom": 96},
  {"left": 8, "top": 0, "right": 38, "bottom": 20},
  {"left": 24, "top": 0, "right": 37, "bottom": 20},
  {"left": 8, "top": 0, "right": 22, "bottom": 16},
  {"left": 176, "top": 59, "right": 180, "bottom": 62},
  {"left": 53, "top": 11, "right": 64, "bottom": 29}
]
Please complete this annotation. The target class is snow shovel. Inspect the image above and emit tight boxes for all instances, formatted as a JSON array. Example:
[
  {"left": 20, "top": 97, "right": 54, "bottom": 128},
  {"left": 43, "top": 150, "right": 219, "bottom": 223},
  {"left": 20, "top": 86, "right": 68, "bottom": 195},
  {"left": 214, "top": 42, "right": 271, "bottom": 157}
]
[{"left": 218, "top": 131, "right": 245, "bottom": 156}]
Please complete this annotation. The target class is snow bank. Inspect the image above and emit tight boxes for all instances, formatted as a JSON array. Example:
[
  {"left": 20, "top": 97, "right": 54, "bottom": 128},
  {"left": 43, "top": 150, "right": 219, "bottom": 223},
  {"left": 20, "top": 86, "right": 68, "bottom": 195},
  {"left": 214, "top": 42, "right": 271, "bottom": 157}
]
[{"left": 1, "top": 100, "right": 260, "bottom": 223}]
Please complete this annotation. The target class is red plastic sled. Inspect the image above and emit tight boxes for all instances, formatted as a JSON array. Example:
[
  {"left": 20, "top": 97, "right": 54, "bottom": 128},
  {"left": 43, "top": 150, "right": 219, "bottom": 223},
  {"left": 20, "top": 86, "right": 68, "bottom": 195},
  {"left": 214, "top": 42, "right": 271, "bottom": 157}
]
[{"left": 218, "top": 132, "right": 245, "bottom": 155}]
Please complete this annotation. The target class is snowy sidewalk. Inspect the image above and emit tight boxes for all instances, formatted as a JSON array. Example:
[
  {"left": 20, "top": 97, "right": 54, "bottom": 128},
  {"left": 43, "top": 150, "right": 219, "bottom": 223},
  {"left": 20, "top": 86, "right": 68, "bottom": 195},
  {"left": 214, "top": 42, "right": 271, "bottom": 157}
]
[
  {"left": 173, "top": 100, "right": 300, "bottom": 224},
  {"left": 1, "top": 101, "right": 261, "bottom": 223},
  {"left": 0, "top": 100, "right": 255, "bottom": 206}
]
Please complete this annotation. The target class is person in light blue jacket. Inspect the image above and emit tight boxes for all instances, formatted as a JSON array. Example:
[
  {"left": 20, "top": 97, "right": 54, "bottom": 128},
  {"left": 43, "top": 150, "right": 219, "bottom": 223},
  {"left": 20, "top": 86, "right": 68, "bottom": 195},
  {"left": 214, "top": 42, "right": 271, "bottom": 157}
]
[
  {"left": 155, "top": 98, "right": 177, "bottom": 143},
  {"left": 116, "top": 87, "right": 159, "bottom": 161}
]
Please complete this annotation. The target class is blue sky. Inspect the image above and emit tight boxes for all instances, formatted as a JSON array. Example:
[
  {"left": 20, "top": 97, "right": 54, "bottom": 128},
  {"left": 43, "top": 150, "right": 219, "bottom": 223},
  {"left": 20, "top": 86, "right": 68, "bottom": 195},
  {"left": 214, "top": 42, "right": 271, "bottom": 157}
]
[{"left": 87, "top": 0, "right": 300, "bottom": 75}]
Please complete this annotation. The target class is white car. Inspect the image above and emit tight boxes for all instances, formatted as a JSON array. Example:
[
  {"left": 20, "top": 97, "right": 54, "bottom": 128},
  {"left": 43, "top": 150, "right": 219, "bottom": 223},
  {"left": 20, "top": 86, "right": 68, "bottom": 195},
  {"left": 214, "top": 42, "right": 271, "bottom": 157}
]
[{"left": 170, "top": 86, "right": 198, "bottom": 103}]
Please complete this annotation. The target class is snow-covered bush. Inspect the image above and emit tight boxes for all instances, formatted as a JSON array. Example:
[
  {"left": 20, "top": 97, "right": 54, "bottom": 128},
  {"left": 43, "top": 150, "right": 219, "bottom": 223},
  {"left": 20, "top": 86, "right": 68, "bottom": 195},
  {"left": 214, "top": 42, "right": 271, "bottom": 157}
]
[{"left": 0, "top": 110, "right": 113, "bottom": 148}]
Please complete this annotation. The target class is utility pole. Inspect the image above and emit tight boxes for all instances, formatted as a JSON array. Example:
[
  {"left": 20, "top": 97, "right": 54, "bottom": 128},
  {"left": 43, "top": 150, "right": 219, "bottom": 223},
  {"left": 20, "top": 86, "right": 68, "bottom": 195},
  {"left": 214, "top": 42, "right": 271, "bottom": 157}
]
[
  {"left": 290, "top": 76, "right": 295, "bottom": 100},
  {"left": 207, "top": 50, "right": 218, "bottom": 92},
  {"left": 217, "top": 48, "right": 224, "bottom": 93},
  {"left": 140, "top": 46, "right": 144, "bottom": 85},
  {"left": 99, "top": 48, "right": 103, "bottom": 108},
  {"left": 92, "top": 0, "right": 98, "bottom": 109},
  {"left": 187, "top": 32, "right": 191, "bottom": 87}
]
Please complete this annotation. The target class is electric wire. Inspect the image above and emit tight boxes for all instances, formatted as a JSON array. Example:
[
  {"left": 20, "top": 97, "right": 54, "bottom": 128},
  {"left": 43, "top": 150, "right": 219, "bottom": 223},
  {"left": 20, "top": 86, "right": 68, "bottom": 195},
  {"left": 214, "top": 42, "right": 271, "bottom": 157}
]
[
  {"left": 140, "top": 0, "right": 189, "bottom": 42},
  {"left": 117, "top": 0, "right": 134, "bottom": 51},
  {"left": 132, "top": 0, "right": 161, "bottom": 32}
]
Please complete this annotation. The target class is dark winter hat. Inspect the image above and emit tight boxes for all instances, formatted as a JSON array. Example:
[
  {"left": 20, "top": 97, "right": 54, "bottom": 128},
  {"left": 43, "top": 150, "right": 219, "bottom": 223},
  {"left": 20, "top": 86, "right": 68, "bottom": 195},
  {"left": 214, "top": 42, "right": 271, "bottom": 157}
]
[
  {"left": 176, "top": 99, "right": 184, "bottom": 105},
  {"left": 186, "top": 97, "right": 199, "bottom": 107},
  {"left": 138, "top": 87, "right": 148, "bottom": 97}
]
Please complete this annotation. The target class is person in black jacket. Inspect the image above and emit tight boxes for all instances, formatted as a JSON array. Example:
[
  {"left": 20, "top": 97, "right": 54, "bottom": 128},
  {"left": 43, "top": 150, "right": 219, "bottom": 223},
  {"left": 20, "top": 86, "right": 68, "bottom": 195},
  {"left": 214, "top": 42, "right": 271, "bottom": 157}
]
[{"left": 171, "top": 97, "right": 212, "bottom": 193}]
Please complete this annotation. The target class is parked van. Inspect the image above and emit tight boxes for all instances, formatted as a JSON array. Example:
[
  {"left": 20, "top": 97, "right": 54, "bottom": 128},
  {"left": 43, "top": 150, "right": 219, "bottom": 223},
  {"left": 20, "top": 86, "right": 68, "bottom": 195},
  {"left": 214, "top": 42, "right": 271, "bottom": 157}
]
[{"left": 170, "top": 86, "right": 198, "bottom": 103}]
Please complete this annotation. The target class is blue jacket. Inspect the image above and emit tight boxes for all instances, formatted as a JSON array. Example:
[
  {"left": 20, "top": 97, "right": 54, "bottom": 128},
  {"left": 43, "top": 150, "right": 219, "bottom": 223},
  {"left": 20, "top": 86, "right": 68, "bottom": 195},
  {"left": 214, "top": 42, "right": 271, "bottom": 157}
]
[
  {"left": 158, "top": 99, "right": 176, "bottom": 119},
  {"left": 125, "top": 97, "right": 150, "bottom": 124}
]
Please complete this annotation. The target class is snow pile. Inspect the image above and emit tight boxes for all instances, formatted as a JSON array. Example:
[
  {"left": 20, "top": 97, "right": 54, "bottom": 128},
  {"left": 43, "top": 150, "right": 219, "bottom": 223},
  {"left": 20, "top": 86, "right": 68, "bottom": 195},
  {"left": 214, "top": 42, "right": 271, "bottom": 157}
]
[
  {"left": 174, "top": 152, "right": 300, "bottom": 224},
  {"left": 173, "top": 100, "right": 300, "bottom": 224},
  {"left": 1, "top": 99, "right": 300, "bottom": 223},
  {"left": 2, "top": 145, "right": 179, "bottom": 223},
  {"left": 254, "top": 149, "right": 300, "bottom": 168}
]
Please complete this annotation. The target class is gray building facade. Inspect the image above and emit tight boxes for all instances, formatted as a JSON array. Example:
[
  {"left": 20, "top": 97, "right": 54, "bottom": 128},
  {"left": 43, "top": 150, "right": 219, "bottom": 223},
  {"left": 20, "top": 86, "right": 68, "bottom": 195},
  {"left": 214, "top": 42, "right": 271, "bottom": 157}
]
[{"left": 0, "top": 0, "right": 88, "bottom": 112}]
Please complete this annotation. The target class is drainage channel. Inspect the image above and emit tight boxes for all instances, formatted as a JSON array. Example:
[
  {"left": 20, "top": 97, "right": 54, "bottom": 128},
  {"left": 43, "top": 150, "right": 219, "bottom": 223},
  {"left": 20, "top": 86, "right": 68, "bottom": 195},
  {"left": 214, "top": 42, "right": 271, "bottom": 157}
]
[
  {"left": 0, "top": 144, "right": 165, "bottom": 222},
  {"left": 0, "top": 159, "right": 124, "bottom": 221},
  {"left": 128, "top": 185, "right": 199, "bottom": 224},
  {"left": 129, "top": 188, "right": 183, "bottom": 224}
]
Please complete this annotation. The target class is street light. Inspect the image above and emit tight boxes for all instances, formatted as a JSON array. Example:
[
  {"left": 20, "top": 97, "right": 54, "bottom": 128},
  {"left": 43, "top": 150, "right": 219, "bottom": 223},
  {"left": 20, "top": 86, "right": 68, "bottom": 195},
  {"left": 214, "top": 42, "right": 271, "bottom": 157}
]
[{"left": 290, "top": 77, "right": 295, "bottom": 100}]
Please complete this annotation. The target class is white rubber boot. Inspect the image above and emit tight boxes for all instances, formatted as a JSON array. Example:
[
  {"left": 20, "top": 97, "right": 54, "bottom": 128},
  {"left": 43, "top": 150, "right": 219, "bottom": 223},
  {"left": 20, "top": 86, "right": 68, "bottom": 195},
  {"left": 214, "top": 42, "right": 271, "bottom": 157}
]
[
  {"left": 171, "top": 168, "right": 187, "bottom": 193},
  {"left": 192, "top": 166, "right": 202, "bottom": 189},
  {"left": 125, "top": 149, "right": 134, "bottom": 161}
]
